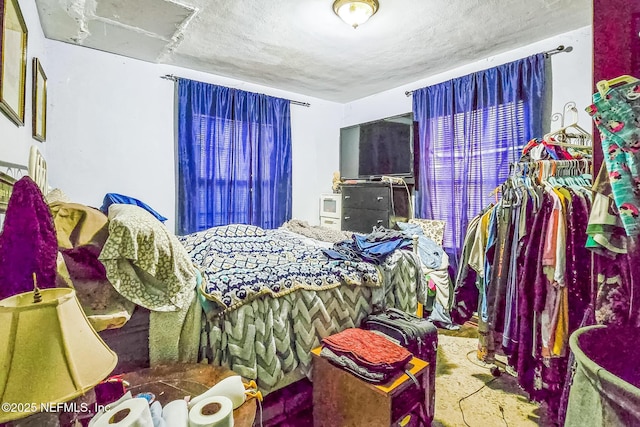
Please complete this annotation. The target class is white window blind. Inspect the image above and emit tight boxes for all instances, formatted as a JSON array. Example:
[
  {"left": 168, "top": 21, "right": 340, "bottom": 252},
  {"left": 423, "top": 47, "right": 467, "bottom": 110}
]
[{"left": 428, "top": 101, "right": 526, "bottom": 248}]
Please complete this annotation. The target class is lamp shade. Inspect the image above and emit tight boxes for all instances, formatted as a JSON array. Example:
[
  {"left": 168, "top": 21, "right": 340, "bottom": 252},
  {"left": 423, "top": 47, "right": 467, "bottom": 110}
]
[
  {"left": 333, "top": 0, "right": 379, "bottom": 28},
  {"left": 0, "top": 288, "right": 117, "bottom": 422}
]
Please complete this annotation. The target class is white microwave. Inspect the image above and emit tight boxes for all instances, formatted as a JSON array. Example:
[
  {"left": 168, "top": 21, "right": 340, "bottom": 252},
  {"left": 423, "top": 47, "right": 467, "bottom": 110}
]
[{"left": 319, "top": 193, "right": 341, "bottom": 219}]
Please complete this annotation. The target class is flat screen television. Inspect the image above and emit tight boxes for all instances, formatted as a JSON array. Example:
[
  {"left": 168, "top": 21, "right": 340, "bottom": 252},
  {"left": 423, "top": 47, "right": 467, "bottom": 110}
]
[{"left": 339, "top": 113, "right": 414, "bottom": 180}]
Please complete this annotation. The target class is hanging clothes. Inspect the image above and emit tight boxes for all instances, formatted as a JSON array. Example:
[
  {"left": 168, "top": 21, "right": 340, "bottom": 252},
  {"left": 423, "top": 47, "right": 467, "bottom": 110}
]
[
  {"left": 586, "top": 78, "right": 640, "bottom": 329},
  {"left": 451, "top": 158, "right": 594, "bottom": 419},
  {"left": 587, "top": 82, "right": 640, "bottom": 237},
  {"left": 451, "top": 209, "right": 489, "bottom": 325},
  {"left": 586, "top": 165, "right": 628, "bottom": 257}
]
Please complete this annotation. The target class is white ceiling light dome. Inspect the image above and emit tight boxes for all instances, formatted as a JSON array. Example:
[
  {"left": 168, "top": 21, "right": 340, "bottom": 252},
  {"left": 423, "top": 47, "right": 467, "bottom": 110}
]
[{"left": 333, "top": 0, "right": 380, "bottom": 29}]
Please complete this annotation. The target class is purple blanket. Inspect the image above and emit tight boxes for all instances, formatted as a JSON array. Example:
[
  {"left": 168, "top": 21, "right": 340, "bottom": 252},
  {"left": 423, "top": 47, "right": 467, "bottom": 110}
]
[{"left": 0, "top": 177, "right": 58, "bottom": 299}]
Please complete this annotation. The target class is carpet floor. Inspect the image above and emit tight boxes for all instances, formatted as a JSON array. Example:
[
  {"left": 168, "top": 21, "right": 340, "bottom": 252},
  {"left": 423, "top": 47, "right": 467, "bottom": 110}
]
[{"left": 433, "top": 325, "right": 554, "bottom": 427}]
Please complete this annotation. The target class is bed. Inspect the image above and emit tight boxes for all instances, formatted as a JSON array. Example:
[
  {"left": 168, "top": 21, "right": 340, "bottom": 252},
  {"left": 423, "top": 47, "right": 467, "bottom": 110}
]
[
  {"left": 94, "top": 213, "right": 429, "bottom": 393},
  {"left": 185, "top": 223, "right": 427, "bottom": 392},
  {"left": 0, "top": 148, "right": 445, "bottom": 424}
]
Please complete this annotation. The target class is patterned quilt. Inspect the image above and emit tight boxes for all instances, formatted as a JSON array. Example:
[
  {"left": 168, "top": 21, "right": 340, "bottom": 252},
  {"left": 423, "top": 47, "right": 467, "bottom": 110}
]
[
  {"left": 197, "top": 248, "right": 427, "bottom": 393},
  {"left": 179, "top": 224, "right": 382, "bottom": 313}
]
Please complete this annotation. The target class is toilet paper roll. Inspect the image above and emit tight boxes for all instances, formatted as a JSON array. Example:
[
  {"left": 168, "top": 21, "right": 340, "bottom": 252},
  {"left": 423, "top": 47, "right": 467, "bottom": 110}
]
[
  {"left": 188, "top": 396, "right": 234, "bottom": 427},
  {"left": 163, "top": 399, "right": 189, "bottom": 427},
  {"left": 92, "top": 397, "right": 154, "bottom": 427},
  {"left": 89, "top": 392, "right": 133, "bottom": 427},
  {"left": 188, "top": 376, "right": 246, "bottom": 410}
]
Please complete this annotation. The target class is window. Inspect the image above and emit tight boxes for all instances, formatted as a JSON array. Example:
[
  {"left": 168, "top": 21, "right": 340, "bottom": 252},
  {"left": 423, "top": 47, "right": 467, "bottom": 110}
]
[{"left": 177, "top": 80, "right": 292, "bottom": 234}]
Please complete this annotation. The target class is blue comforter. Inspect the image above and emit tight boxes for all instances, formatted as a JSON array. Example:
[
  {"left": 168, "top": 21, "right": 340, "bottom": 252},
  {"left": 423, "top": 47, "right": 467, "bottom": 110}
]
[{"left": 179, "top": 224, "right": 382, "bottom": 312}]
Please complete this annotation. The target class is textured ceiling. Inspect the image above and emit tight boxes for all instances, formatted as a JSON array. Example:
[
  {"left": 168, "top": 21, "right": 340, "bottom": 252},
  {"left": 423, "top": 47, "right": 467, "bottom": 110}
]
[{"left": 35, "top": 0, "right": 592, "bottom": 103}]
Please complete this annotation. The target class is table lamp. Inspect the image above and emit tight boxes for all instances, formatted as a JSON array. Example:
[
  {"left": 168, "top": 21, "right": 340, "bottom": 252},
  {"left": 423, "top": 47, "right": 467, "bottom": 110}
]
[{"left": 0, "top": 281, "right": 118, "bottom": 423}]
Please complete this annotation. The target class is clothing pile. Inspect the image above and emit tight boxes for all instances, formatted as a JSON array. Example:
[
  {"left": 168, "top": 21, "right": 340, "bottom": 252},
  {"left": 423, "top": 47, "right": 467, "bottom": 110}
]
[
  {"left": 319, "top": 328, "right": 412, "bottom": 383},
  {"left": 322, "top": 226, "right": 412, "bottom": 264}
]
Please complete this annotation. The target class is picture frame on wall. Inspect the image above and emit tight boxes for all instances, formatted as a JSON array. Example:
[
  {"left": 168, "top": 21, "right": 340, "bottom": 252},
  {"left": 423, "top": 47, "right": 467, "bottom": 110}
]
[
  {"left": 0, "top": 0, "right": 28, "bottom": 126},
  {"left": 0, "top": 171, "right": 16, "bottom": 213},
  {"left": 32, "top": 58, "right": 46, "bottom": 141}
]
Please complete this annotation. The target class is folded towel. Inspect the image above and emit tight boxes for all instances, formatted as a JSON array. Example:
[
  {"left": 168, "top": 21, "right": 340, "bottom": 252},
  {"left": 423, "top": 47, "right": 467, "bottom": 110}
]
[{"left": 321, "top": 328, "right": 412, "bottom": 373}]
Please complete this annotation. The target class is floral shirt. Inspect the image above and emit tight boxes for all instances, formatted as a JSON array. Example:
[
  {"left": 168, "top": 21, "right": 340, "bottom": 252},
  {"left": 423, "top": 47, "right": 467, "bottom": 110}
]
[{"left": 586, "top": 80, "right": 640, "bottom": 237}]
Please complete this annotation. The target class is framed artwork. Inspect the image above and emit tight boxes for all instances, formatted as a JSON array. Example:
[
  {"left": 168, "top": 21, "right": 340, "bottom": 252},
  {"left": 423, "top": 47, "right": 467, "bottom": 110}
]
[
  {"left": 32, "top": 57, "right": 46, "bottom": 141},
  {"left": 0, "top": 0, "right": 28, "bottom": 126},
  {"left": 0, "top": 171, "right": 16, "bottom": 213}
]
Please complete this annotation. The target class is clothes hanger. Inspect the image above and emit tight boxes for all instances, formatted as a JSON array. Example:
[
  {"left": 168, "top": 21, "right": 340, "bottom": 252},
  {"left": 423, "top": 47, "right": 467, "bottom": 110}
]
[
  {"left": 511, "top": 174, "right": 524, "bottom": 207},
  {"left": 555, "top": 162, "right": 568, "bottom": 187},
  {"left": 532, "top": 162, "right": 545, "bottom": 209},
  {"left": 566, "top": 162, "right": 580, "bottom": 188},
  {"left": 520, "top": 162, "right": 539, "bottom": 209},
  {"left": 575, "top": 161, "right": 590, "bottom": 187},
  {"left": 547, "top": 161, "right": 561, "bottom": 187},
  {"left": 596, "top": 75, "right": 640, "bottom": 98},
  {"left": 543, "top": 124, "right": 593, "bottom": 150},
  {"left": 543, "top": 102, "right": 593, "bottom": 151},
  {"left": 566, "top": 163, "right": 583, "bottom": 189}
]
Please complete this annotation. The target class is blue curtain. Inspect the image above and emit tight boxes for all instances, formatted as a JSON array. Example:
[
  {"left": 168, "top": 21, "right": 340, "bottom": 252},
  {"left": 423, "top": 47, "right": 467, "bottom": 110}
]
[
  {"left": 412, "top": 54, "right": 546, "bottom": 266},
  {"left": 176, "top": 79, "right": 292, "bottom": 235}
]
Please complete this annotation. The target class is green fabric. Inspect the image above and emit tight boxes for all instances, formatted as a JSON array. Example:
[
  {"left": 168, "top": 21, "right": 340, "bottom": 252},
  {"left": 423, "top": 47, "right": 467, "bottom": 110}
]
[
  {"left": 566, "top": 325, "right": 640, "bottom": 426},
  {"left": 99, "top": 204, "right": 197, "bottom": 312},
  {"left": 588, "top": 85, "right": 640, "bottom": 237},
  {"left": 200, "top": 250, "right": 426, "bottom": 393}
]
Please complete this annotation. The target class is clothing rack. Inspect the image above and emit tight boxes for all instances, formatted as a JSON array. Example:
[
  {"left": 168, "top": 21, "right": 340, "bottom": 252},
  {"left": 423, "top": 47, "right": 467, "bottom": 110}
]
[
  {"left": 509, "top": 159, "right": 592, "bottom": 180},
  {"left": 160, "top": 74, "right": 311, "bottom": 107},
  {"left": 454, "top": 154, "right": 595, "bottom": 422},
  {"left": 502, "top": 157, "right": 592, "bottom": 414}
]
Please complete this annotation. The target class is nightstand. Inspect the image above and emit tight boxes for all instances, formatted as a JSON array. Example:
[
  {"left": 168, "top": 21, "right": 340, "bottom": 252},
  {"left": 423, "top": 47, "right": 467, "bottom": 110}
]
[{"left": 311, "top": 347, "right": 430, "bottom": 427}]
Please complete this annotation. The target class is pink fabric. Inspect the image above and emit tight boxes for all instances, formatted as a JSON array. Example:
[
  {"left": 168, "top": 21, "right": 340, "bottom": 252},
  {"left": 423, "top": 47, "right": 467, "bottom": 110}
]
[
  {"left": 0, "top": 176, "right": 58, "bottom": 299},
  {"left": 322, "top": 328, "right": 412, "bottom": 370},
  {"left": 61, "top": 244, "right": 107, "bottom": 281}
]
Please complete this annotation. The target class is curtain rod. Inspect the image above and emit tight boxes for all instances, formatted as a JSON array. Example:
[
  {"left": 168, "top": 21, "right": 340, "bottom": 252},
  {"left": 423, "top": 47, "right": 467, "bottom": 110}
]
[
  {"left": 404, "top": 45, "right": 573, "bottom": 97},
  {"left": 161, "top": 74, "right": 311, "bottom": 107}
]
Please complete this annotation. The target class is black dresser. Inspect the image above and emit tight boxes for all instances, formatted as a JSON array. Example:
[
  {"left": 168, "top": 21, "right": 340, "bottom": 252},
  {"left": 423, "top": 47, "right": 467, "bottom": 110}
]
[{"left": 341, "top": 182, "right": 412, "bottom": 233}]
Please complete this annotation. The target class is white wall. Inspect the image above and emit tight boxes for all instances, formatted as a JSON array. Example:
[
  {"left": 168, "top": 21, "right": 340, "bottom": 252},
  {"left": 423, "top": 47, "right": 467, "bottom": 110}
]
[
  {"left": 43, "top": 25, "right": 592, "bottom": 233},
  {"left": 45, "top": 41, "right": 342, "bottom": 231},
  {"left": 342, "top": 26, "right": 594, "bottom": 133},
  {"left": 0, "top": 0, "right": 49, "bottom": 167}
]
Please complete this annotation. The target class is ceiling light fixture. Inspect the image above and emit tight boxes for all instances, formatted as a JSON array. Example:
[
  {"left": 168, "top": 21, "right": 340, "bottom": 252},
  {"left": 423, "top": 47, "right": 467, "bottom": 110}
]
[{"left": 333, "top": 0, "right": 379, "bottom": 29}]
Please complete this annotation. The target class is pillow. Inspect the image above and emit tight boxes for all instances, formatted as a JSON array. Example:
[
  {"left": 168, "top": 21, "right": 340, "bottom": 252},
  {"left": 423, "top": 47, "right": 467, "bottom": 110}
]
[
  {"left": 396, "top": 221, "right": 424, "bottom": 236},
  {"left": 49, "top": 202, "right": 109, "bottom": 249},
  {"left": 45, "top": 188, "right": 71, "bottom": 204},
  {"left": 99, "top": 204, "right": 196, "bottom": 312},
  {"left": 101, "top": 193, "right": 168, "bottom": 222},
  {"left": 408, "top": 219, "right": 446, "bottom": 246}
]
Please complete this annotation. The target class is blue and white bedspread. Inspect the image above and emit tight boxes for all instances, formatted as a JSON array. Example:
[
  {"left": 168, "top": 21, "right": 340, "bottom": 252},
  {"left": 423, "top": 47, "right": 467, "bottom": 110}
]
[
  {"left": 178, "top": 224, "right": 382, "bottom": 313},
  {"left": 199, "top": 247, "right": 427, "bottom": 393}
]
